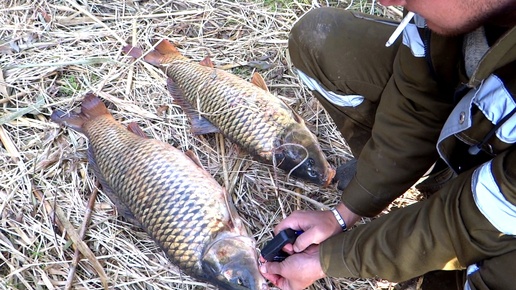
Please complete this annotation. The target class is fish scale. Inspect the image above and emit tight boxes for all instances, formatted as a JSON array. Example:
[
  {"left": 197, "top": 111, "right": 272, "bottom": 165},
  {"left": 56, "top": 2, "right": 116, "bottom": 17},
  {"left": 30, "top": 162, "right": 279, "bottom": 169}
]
[
  {"left": 51, "top": 94, "right": 267, "bottom": 290},
  {"left": 166, "top": 59, "right": 287, "bottom": 158}
]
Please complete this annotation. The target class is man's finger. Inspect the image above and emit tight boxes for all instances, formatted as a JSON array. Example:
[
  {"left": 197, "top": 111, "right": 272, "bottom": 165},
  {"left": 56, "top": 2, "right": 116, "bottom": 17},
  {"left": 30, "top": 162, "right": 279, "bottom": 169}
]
[
  {"left": 292, "top": 231, "right": 316, "bottom": 252},
  {"left": 261, "top": 261, "right": 284, "bottom": 275},
  {"left": 274, "top": 217, "right": 300, "bottom": 235},
  {"left": 282, "top": 243, "right": 294, "bottom": 254},
  {"left": 260, "top": 262, "right": 283, "bottom": 286}
]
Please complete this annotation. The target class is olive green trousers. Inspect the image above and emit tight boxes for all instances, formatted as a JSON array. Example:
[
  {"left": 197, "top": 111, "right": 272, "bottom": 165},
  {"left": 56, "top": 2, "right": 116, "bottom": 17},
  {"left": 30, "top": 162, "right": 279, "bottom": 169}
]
[{"left": 288, "top": 8, "right": 515, "bottom": 290}]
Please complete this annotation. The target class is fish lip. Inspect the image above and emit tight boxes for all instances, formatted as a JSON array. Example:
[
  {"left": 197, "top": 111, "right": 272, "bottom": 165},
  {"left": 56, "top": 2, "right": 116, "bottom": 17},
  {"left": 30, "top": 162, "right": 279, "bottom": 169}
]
[
  {"left": 259, "top": 282, "right": 270, "bottom": 290},
  {"left": 323, "top": 167, "right": 336, "bottom": 187}
]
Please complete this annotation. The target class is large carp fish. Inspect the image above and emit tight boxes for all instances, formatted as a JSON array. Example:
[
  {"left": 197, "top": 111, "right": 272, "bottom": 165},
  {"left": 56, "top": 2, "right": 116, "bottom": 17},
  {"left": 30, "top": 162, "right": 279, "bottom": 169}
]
[
  {"left": 122, "top": 40, "right": 335, "bottom": 186},
  {"left": 51, "top": 93, "right": 268, "bottom": 290}
]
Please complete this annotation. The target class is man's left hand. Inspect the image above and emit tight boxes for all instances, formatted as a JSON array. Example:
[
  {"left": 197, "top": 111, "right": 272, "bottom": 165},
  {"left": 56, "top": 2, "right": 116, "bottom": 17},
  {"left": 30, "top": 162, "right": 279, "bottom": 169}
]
[{"left": 259, "top": 244, "right": 325, "bottom": 290}]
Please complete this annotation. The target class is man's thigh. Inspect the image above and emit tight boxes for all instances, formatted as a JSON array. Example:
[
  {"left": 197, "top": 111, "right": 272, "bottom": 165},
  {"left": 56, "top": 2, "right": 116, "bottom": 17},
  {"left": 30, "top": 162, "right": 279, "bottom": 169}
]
[{"left": 288, "top": 8, "right": 401, "bottom": 155}]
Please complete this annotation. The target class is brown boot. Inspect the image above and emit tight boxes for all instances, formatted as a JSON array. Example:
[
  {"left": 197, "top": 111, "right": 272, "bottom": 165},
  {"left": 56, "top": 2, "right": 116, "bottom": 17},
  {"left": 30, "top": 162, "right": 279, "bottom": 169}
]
[
  {"left": 333, "top": 158, "right": 358, "bottom": 190},
  {"left": 395, "top": 271, "right": 465, "bottom": 290}
]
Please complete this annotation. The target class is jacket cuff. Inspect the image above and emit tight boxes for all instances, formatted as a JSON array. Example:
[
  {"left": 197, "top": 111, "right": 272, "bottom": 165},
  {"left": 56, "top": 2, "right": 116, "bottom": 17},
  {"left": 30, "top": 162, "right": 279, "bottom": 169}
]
[
  {"left": 319, "top": 233, "right": 358, "bottom": 278},
  {"left": 340, "top": 176, "right": 386, "bottom": 217}
]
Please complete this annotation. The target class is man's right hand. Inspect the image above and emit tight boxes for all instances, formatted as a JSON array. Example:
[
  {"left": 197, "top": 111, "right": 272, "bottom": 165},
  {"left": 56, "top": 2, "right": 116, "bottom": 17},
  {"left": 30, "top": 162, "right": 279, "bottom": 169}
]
[{"left": 273, "top": 202, "right": 361, "bottom": 254}]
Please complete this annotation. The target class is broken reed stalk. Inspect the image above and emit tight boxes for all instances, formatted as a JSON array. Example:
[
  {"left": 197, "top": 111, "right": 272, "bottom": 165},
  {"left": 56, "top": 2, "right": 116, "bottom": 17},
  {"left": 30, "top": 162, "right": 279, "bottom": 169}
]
[{"left": 64, "top": 182, "right": 101, "bottom": 290}]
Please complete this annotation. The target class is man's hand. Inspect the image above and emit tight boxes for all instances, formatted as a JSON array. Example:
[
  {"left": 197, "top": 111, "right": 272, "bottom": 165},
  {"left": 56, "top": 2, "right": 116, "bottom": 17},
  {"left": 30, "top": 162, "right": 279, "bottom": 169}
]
[
  {"left": 273, "top": 203, "right": 360, "bottom": 253},
  {"left": 259, "top": 245, "right": 325, "bottom": 290}
]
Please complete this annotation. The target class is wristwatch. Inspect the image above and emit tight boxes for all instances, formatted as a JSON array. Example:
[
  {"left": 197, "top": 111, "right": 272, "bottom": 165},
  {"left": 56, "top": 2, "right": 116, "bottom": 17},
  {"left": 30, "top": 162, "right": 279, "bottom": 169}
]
[{"left": 331, "top": 208, "right": 347, "bottom": 232}]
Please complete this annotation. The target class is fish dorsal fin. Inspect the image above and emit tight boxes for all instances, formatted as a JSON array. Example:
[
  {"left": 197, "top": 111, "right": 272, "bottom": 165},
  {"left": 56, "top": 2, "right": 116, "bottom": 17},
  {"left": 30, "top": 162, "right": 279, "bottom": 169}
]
[
  {"left": 251, "top": 72, "right": 269, "bottom": 92},
  {"left": 184, "top": 150, "right": 205, "bottom": 169},
  {"left": 199, "top": 56, "right": 214, "bottom": 68},
  {"left": 154, "top": 39, "right": 181, "bottom": 56},
  {"left": 166, "top": 78, "right": 220, "bottom": 135},
  {"left": 127, "top": 122, "right": 148, "bottom": 138}
]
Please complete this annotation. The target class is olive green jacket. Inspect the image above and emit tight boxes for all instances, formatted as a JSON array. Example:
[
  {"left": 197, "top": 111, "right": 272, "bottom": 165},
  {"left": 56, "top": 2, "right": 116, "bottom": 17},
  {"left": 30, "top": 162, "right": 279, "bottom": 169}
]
[{"left": 321, "top": 16, "right": 516, "bottom": 282}]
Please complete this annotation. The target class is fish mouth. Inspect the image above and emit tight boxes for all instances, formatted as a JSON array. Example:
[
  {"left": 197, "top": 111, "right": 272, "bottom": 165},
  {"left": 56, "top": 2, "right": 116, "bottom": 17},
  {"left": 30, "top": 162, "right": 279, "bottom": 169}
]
[
  {"left": 202, "top": 234, "right": 268, "bottom": 290},
  {"left": 323, "top": 166, "right": 336, "bottom": 187}
]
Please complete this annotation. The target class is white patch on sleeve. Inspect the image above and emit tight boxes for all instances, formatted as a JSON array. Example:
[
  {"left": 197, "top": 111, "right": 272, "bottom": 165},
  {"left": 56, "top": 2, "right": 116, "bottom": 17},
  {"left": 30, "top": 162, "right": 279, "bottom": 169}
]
[
  {"left": 473, "top": 75, "right": 516, "bottom": 143},
  {"left": 464, "top": 263, "right": 480, "bottom": 290},
  {"left": 467, "top": 263, "right": 480, "bottom": 275},
  {"left": 295, "top": 69, "right": 364, "bottom": 107},
  {"left": 464, "top": 282, "right": 472, "bottom": 290},
  {"left": 472, "top": 161, "right": 516, "bottom": 236}
]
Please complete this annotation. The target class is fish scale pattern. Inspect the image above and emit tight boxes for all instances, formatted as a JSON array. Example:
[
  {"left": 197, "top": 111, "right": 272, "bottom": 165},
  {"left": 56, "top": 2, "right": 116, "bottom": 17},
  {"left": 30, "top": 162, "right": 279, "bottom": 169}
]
[
  {"left": 165, "top": 58, "right": 294, "bottom": 161},
  {"left": 83, "top": 115, "right": 230, "bottom": 278}
]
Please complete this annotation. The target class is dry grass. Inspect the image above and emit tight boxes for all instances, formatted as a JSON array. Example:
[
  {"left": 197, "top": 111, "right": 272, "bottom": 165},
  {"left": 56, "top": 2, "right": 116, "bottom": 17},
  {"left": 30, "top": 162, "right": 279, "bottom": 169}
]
[{"left": 0, "top": 1, "right": 415, "bottom": 289}]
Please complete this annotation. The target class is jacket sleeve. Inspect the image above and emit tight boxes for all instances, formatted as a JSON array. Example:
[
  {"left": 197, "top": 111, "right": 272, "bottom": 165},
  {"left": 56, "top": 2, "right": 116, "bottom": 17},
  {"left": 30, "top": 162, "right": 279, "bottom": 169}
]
[
  {"left": 341, "top": 36, "right": 460, "bottom": 217},
  {"left": 320, "top": 148, "right": 516, "bottom": 282}
]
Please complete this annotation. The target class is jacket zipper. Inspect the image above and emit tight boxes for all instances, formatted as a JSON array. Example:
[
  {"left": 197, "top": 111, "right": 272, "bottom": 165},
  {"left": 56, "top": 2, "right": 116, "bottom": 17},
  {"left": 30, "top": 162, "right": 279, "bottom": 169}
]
[{"left": 423, "top": 26, "right": 437, "bottom": 79}]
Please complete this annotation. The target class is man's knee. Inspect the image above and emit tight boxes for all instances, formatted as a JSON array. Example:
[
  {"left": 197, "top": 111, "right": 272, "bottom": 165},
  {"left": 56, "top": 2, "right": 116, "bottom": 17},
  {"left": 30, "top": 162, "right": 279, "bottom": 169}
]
[{"left": 288, "top": 8, "right": 355, "bottom": 68}]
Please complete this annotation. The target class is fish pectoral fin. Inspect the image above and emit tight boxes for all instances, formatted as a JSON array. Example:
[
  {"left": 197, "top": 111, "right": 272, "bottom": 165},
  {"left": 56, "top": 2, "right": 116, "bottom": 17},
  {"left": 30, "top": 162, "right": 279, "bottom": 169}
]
[
  {"left": 290, "top": 108, "right": 305, "bottom": 125},
  {"left": 199, "top": 56, "right": 214, "bottom": 68},
  {"left": 280, "top": 98, "right": 305, "bottom": 125},
  {"left": 184, "top": 150, "right": 206, "bottom": 170},
  {"left": 189, "top": 115, "right": 220, "bottom": 135},
  {"left": 87, "top": 146, "right": 143, "bottom": 228},
  {"left": 166, "top": 78, "right": 221, "bottom": 135},
  {"left": 250, "top": 72, "right": 269, "bottom": 92},
  {"left": 127, "top": 122, "right": 148, "bottom": 138}
]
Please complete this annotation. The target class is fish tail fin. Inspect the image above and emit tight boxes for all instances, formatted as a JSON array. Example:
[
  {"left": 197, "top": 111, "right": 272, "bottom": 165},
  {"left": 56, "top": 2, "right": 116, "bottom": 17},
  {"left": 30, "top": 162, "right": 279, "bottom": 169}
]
[
  {"left": 122, "top": 45, "right": 144, "bottom": 59},
  {"left": 122, "top": 45, "right": 164, "bottom": 66},
  {"left": 50, "top": 93, "right": 110, "bottom": 133},
  {"left": 123, "top": 40, "right": 182, "bottom": 66},
  {"left": 81, "top": 93, "right": 110, "bottom": 119},
  {"left": 50, "top": 109, "right": 86, "bottom": 133}
]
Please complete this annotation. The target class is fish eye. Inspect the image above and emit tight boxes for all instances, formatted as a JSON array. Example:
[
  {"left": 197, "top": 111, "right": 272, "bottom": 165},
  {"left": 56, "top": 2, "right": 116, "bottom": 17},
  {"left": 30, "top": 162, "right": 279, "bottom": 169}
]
[
  {"left": 230, "top": 276, "right": 244, "bottom": 286},
  {"left": 307, "top": 158, "right": 315, "bottom": 166}
]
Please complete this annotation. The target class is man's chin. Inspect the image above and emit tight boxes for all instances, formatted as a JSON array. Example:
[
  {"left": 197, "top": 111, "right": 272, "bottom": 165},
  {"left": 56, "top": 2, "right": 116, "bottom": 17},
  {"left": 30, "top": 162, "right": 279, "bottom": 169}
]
[{"left": 425, "top": 20, "right": 479, "bottom": 37}]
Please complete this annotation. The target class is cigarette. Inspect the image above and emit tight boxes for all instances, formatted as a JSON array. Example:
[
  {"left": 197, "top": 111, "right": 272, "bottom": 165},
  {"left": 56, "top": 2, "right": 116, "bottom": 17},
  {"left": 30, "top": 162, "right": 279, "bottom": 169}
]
[{"left": 385, "top": 11, "right": 415, "bottom": 47}]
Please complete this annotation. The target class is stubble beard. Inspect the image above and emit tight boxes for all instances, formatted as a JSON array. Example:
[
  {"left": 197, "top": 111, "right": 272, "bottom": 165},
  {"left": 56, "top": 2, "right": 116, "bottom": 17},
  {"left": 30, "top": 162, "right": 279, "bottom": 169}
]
[{"left": 426, "top": 2, "right": 515, "bottom": 36}]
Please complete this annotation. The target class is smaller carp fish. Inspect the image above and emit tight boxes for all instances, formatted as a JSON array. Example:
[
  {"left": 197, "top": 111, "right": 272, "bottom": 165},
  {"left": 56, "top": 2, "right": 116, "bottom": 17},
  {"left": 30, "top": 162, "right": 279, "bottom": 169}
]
[
  {"left": 122, "top": 40, "right": 335, "bottom": 186},
  {"left": 51, "top": 93, "right": 268, "bottom": 290}
]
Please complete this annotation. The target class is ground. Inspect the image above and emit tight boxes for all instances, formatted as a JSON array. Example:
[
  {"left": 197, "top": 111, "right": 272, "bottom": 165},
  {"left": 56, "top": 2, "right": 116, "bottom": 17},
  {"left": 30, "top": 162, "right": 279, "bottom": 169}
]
[{"left": 0, "top": 1, "right": 417, "bottom": 289}]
